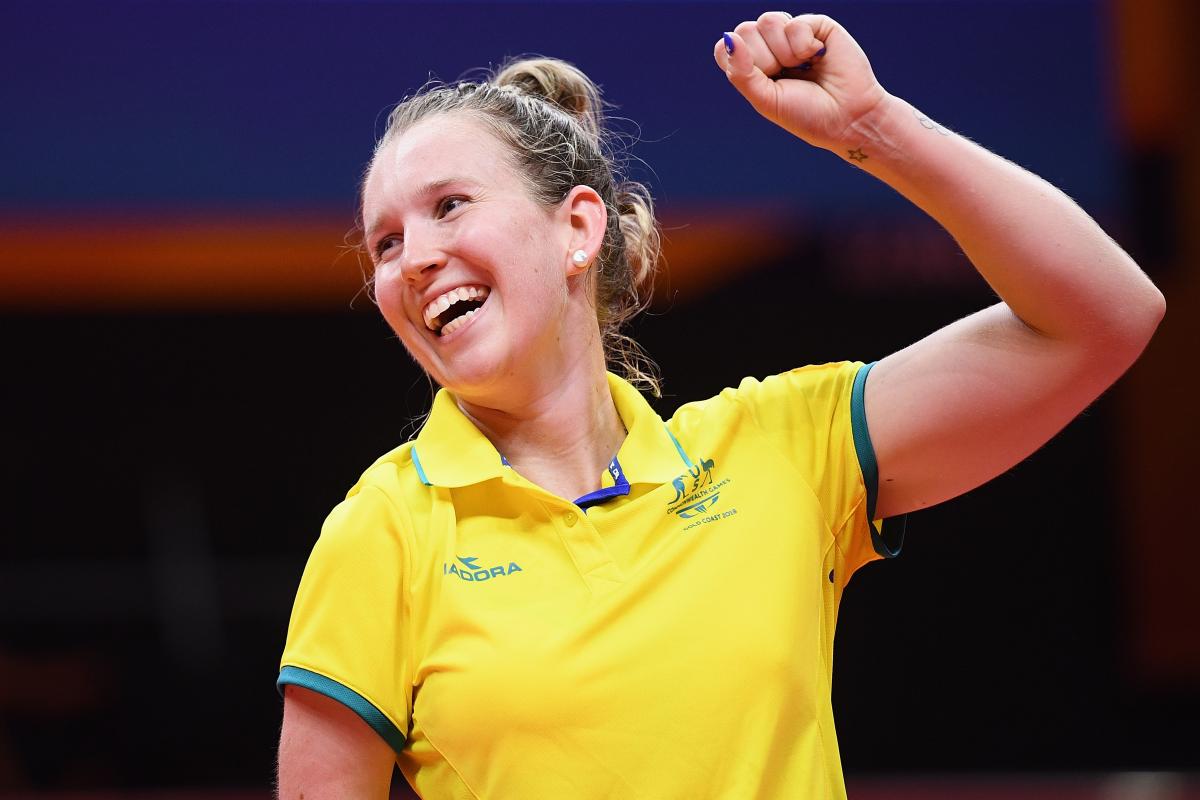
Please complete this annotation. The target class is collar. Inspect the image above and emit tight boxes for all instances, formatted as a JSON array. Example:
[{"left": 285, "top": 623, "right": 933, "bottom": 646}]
[
  {"left": 606, "top": 371, "right": 694, "bottom": 484},
  {"left": 410, "top": 372, "right": 691, "bottom": 489}
]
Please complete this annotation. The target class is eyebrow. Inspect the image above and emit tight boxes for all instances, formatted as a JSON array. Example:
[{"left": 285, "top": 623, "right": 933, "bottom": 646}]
[{"left": 364, "top": 177, "right": 469, "bottom": 243}]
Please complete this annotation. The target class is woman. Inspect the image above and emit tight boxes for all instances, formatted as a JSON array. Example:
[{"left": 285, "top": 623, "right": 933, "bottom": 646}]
[{"left": 276, "top": 12, "right": 1163, "bottom": 799}]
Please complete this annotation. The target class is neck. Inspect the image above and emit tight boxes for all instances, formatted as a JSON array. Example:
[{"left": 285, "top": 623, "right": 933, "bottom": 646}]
[{"left": 456, "top": 346, "right": 625, "bottom": 503}]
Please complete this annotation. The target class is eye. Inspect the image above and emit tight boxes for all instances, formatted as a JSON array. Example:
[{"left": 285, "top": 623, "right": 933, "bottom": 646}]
[
  {"left": 437, "top": 195, "right": 467, "bottom": 217},
  {"left": 374, "top": 234, "right": 402, "bottom": 260}
]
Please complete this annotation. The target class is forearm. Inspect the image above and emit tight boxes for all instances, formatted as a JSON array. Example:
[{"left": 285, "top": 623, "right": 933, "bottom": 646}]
[{"left": 844, "top": 94, "right": 1164, "bottom": 350}]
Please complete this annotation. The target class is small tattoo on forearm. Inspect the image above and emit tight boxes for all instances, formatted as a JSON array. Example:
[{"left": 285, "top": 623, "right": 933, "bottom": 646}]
[
  {"left": 913, "top": 107, "right": 951, "bottom": 135},
  {"left": 847, "top": 147, "right": 868, "bottom": 163}
]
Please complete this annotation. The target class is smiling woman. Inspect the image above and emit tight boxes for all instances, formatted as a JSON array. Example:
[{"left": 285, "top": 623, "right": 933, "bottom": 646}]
[
  {"left": 275, "top": 12, "right": 1162, "bottom": 800},
  {"left": 361, "top": 112, "right": 617, "bottom": 411},
  {"left": 361, "top": 60, "right": 661, "bottom": 406}
]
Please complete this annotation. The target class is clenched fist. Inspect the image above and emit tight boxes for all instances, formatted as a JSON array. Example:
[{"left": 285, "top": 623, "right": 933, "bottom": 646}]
[{"left": 713, "top": 12, "right": 891, "bottom": 154}]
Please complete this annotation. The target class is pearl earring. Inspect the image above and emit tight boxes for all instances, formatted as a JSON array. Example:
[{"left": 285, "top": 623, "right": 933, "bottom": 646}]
[{"left": 572, "top": 250, "right": 589, "bottom": 266}]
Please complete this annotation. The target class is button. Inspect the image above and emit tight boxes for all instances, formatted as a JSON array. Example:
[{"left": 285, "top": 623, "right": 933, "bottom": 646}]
[{"left": 564, "top": 511, "right": 578, "bottom": 527}]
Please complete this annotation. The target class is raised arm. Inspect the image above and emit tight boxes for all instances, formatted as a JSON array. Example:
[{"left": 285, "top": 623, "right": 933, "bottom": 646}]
[
  {"left": 277, "top": 685, "right": 395, "bottom": 800},
  {"left": 715, "top": 12, "right": 1164, "bottom": 518}
]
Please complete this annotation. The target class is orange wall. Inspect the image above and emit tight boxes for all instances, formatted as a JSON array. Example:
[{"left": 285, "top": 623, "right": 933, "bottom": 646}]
[{"left": 0, "top": 209, "right": 795, "bottom": 311}]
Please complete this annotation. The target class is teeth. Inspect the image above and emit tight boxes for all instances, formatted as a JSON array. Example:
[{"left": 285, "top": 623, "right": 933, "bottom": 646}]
[
  {"left": 439, "top": 307, "right": 478, "bottom": 337},
  {"left": 422, "top": 285, "right": 490, "bottom": 331}
]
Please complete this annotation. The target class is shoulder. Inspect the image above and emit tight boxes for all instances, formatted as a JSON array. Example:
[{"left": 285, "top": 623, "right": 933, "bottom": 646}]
[
  {"left": 668, "top": 361, "right": 864, "bottom": 431},
  {"left": 348, "top": 440, "right": 422, "bottom": 505},
  {"left": 732, "top": 362, "right": 864, "bottom": 407},
  {"left": 315, "top": 441, "right": 429, "bottom": 554}
]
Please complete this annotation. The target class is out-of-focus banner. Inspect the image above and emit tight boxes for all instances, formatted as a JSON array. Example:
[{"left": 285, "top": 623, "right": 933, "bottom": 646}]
[{"left": 1, "top": 0, "right": 1116, "bottom": 307}]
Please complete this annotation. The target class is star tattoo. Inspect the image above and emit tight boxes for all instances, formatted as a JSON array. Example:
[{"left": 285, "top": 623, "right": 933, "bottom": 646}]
[{"left": 847, "top": 147, "right": 868, "bottom": 163}]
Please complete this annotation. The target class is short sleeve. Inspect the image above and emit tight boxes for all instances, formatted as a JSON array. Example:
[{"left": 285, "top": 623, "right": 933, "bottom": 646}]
[
  {"left": 277, "top": 485, "right": 411, "bottom": 754},
  {"left": 728, "top": 361, "right": 903, "bottom": 575}
]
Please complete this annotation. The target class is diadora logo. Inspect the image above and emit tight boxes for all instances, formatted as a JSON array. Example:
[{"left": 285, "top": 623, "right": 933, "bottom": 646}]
[
  {"left": 443, "top": 555, "right": 523, "bottom": 583},
  {"left": 666, "top": 456, "right": 738, "bottom": 530}
]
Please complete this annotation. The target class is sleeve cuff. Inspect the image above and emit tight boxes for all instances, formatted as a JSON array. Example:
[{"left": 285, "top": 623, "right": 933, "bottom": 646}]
[
  {"left": 277, "top": 665, "right": 407, "bottom": 754},
  {"left": 851, "top": 361, "right": 905, "bottom": 559}
]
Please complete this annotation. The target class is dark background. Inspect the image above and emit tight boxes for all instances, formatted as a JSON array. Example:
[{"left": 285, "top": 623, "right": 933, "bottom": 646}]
[{"left": 2, "top": 0, "right": 1197, "bottom": 795}]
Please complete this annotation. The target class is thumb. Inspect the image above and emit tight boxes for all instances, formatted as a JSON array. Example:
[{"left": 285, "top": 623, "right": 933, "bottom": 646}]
[{"left": 713, "top": 31, "right": 778, "bottom": 117}]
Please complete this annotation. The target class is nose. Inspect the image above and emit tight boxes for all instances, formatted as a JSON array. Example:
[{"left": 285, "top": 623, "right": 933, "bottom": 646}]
[{"left": 398, "top": 223, "right": 447, "bottom": 284}]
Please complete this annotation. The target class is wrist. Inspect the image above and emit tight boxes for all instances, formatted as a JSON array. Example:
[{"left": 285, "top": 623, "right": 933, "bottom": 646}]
[{"left": 836, "top": 92, "right": 911, "bottom": 167}]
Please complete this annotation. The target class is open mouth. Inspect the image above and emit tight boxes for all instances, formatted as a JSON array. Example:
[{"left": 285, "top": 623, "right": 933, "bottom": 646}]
[{"left": 424, "top": 285, "right": 489, "bottom": 337}]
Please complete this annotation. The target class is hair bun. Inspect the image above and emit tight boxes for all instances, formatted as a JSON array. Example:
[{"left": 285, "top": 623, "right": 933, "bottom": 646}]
[{"left": 493, "top": 57, "right": 603, "bottom": 139}]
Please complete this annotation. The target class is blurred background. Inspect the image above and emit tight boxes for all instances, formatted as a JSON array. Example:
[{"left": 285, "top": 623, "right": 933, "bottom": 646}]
[{"left": 2, "top": 0, "right": 1197, "bottom": 797}]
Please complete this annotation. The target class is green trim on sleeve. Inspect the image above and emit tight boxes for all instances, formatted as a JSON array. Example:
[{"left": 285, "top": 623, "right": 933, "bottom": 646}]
[
  {"left": 850, "top": 362, "right": 904, "bottom": 559},
  {"left": 277, "top": 666, "right": 407, "bottom": 754},
  {"left": 850, "top": 363, "right": 880, "bottom": 518}
]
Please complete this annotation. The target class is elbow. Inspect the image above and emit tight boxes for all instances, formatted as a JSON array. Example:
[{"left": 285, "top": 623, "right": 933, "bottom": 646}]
[
  {"left": 1090, "top": 282, "right": 1165, "bottom": 367},
  {"left": 1129, "top": 282, "right": 1166, "bottom": 348},
  {"left": 1149, "top": 284, "right": 1167, "bottom": 327}
]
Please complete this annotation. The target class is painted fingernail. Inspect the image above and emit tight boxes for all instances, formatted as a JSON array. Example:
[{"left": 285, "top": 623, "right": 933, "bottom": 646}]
[
  {"left": 799, "top": 61, "right": 812, "bottom": 71},
  {"left": 816, "top": 47, "right": 827, "bottom": 57},
  {"left": 723, "top": 32, "right": 734, "bottom": 55}
]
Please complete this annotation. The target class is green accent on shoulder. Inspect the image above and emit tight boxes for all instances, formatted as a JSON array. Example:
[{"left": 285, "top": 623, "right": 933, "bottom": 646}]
[
  {"left": 410, "top": 446, "right": 432, "bottom": 486},
  {"left": 277, "top": 666, "right": 406, "bottom": 754},
  {"left": 850, "top": 362, "right": 904, "bottom": 559},
  {"left": 664, "top": 426, "right": 695, "bottom": 469}
]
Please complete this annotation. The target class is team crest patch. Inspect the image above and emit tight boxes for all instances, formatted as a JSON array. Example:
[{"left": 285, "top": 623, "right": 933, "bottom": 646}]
[{"left": 666, "top": 457, "right": 737, "bottom": 530}]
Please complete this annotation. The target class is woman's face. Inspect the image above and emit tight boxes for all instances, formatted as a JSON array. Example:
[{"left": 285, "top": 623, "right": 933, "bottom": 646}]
[{"left": 363, "top": 113, "right": 587, "bottom": 400}]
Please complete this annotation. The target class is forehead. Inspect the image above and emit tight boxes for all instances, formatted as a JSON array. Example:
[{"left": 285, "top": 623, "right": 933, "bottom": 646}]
[{"left": 364, "top": 113, "right": 517, "bottom": 203}]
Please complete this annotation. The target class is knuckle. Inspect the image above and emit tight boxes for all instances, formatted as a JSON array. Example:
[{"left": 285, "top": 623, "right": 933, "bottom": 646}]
[
  {"left": 733, "top": 20, "right": 757, "bottom": 37},
  {"left": 756, "top": 10, "right": 787, "bottom": 28}
]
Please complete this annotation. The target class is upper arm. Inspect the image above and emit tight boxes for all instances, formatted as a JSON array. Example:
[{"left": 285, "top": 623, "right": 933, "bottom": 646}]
[
  {"left": 276, "top": 484, "right": 415, "bottom": 794},
  {"left": 278, "top": 684, "right": 396, "bottom": 800},
  {"left": 866, "top": 302, "right": 1148, "bottom": 519}
]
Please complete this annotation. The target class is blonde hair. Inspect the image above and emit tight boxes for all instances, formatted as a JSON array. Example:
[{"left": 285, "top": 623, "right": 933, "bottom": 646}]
[{"left": 363, "top": 57, "right": 662, "bottom": 396}]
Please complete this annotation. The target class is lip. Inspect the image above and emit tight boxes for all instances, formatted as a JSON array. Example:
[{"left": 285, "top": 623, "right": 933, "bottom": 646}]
[{"left": 431, "top": 291, "right": 489, "bottom": 343}]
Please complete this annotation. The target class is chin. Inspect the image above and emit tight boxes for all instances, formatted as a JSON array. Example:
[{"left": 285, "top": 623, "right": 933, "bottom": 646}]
[
  {"left": 426, "top": 349, "right": 515, "bottom": 400},
  {"left": 405, "top": 314, "right": 547, "bottom": 402}
]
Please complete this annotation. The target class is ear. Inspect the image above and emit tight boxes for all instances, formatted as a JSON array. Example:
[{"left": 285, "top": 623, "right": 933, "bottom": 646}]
[{"left": 560, "top": 185, "right": 608, "bottom": 277}]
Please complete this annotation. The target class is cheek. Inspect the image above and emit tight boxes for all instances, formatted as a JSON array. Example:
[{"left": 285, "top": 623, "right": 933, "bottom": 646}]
[
  {"left": 373, "top": 271, "right": 424, "bottom": 351},
  {"left": 373, "top": 271, "right": 403, "bottom": 327}
]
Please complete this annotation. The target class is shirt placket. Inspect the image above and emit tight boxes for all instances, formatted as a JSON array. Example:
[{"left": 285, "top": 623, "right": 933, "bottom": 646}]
[{"left": 542, "top": 500, "right": 625, "bottom": 592}]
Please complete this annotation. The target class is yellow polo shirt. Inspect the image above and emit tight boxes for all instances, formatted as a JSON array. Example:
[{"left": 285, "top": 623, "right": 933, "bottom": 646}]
[{"left": 278, "top": 361, "right": 900, "bottom": 799}]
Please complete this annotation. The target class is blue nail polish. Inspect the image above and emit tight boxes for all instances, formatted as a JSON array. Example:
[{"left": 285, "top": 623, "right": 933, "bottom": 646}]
[
  {"left": 799, "top": 61, "right": 812, "bottom": 71},
  {"left": 816, "top": 47, "right": 827, "bottom": 57},
  {"left": 723, "top": 32, "right": 734, "bottom": 55}
]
